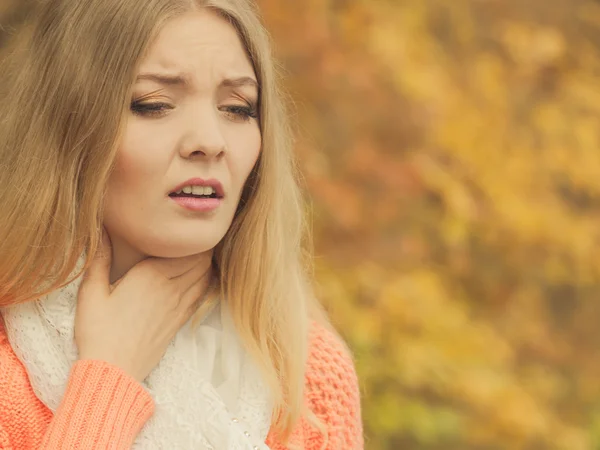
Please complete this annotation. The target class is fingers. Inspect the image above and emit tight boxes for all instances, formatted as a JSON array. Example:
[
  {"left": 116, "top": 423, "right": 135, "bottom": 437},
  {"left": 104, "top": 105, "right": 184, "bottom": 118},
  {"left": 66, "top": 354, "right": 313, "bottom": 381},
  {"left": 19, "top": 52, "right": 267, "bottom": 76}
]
[{"left": 81, "top": 228, "right": 112, "bottom": 297}]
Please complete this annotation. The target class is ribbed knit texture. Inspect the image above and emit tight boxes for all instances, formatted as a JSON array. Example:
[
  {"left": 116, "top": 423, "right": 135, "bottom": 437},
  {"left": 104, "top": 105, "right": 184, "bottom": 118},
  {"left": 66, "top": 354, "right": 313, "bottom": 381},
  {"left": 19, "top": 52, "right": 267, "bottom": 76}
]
[{"left": 0, "top": 321, "right": 363, "bottom": 450}]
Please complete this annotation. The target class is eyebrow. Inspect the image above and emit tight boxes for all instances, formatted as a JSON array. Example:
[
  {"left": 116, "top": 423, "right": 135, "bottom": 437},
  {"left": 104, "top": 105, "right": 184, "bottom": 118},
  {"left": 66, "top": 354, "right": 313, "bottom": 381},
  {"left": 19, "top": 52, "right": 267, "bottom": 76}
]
[
  {"left": 135, "top": 73, "right": 259, "bottom": 90},
  {"left": 220, "top": 76, "right": 259, "bottom": 90}
]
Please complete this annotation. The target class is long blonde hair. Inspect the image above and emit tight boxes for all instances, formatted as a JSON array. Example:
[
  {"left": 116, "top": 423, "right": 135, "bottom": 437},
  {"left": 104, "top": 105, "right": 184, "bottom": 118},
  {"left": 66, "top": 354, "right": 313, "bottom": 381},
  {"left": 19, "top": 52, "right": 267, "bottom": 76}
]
[{"left": 0, "top": 0, "right": 329, "bottom": 440}]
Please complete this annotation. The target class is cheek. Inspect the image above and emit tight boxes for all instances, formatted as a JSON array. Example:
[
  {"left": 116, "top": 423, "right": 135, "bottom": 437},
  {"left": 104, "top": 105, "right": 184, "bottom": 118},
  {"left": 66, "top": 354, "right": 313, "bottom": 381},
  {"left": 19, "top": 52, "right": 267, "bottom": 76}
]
[
  {"left": 103, "top": 127, "right": 175, "bottom": 233},
  {"left": 108, "top": 124, "right": 172, "bottom": 193},
  {"left": 103, "top": 152, "right": 149, "bottom": 229},
  {"left": 102, "top": 125, "right": 174, "bottom": 247},
  {"left": 228, "top": 126, "right": 261, "bottom": 187}
]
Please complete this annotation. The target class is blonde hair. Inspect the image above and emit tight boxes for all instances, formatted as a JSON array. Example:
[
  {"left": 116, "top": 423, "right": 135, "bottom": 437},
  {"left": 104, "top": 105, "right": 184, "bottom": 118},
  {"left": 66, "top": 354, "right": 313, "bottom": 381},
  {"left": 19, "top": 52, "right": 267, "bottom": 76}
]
[{"left": 0, "top": 0, "right": 330, "bottom": 441}]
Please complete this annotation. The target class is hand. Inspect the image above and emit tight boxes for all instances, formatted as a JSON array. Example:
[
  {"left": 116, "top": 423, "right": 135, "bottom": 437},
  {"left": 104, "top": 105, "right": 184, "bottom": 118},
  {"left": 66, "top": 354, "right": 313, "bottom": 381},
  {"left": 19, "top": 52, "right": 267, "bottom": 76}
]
[{"left": 75, "top": 229, "right": 212, "bottom": 382}]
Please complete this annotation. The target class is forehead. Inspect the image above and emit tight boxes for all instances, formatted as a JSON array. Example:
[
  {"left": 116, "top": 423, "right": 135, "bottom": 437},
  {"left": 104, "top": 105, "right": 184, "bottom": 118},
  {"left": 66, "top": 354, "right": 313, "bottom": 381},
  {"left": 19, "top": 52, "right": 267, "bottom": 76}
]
[{"left": 138, "top": 9, "right": 255, "bottom": 79}]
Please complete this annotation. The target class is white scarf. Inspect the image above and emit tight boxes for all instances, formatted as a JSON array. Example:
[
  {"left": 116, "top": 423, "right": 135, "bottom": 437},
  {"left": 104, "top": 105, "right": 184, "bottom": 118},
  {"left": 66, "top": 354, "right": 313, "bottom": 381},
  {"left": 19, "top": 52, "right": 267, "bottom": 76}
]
[{"left": 1, "top": 265, "right": 273, "bottom": 449}]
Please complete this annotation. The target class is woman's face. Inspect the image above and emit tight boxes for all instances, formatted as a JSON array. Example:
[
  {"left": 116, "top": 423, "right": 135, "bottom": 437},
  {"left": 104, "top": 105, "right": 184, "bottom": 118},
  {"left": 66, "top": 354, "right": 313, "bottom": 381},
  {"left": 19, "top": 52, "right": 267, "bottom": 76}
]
[{"left": 103, "top": 9, "right": 261, "bottom": 267}]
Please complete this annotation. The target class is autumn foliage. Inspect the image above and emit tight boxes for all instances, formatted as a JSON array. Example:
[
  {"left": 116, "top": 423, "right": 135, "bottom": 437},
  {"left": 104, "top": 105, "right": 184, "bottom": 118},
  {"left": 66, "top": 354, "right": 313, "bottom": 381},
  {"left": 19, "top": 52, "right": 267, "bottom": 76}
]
[
  {"left": 3, "top": 0, "right": 600, "bottom": 448},
  {"left": 255, "top": 0, "right": 600, "bottom": 449}
]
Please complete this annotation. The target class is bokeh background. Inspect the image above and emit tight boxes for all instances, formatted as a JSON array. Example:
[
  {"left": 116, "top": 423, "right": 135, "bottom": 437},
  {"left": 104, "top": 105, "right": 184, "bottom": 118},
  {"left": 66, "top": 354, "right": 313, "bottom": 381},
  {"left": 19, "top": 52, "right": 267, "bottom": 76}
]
[{"left": 3, "top": 1, "right": 600, "bottom": 449}]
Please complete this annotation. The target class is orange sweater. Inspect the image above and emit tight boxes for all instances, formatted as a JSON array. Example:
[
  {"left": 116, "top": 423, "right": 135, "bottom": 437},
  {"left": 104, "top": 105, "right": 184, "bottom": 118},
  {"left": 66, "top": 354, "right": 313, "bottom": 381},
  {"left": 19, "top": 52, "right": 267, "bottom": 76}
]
[{"left": 0, "top": 321, "right": 362, "bottom": 450}]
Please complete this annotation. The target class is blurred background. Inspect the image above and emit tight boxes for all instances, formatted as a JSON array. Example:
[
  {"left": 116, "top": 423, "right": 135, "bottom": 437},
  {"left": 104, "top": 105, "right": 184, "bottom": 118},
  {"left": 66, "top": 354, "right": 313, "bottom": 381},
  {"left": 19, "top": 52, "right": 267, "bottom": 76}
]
[{"left": 3, "top": 0, "right": 600, "bottom": 449}]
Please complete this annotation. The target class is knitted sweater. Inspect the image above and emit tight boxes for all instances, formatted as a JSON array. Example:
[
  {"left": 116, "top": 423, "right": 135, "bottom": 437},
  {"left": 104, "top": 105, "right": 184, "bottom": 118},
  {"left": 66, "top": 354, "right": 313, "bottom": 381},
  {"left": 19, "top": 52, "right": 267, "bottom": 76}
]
[{"left": 0, "top": 320, "right": 362, "bottom": 449}]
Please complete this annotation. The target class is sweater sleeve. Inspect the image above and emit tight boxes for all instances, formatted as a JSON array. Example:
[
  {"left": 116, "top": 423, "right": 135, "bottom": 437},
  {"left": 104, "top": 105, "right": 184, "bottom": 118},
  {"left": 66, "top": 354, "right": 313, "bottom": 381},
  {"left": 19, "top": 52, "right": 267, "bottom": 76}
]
[
  {"left": 0, "top": 424, "right": 12, "bottom": 450},
  {"left": 0, "top": 326, "right": 154, "bottom": 449},
  {"left": 304, "top": 323, "right": 364, "bottom": 450},
  {"left": 38, "top": 360, "right": 155, "bottom": 449}
]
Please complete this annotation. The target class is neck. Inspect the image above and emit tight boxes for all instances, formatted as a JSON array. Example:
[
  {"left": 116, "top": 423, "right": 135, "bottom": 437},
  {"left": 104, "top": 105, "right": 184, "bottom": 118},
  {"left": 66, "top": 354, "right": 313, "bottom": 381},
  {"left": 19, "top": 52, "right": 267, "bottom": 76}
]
[
  {"left": 107, "top": 236, "right": 141, "bottom": 284},
  {"left": 107, "top": 235, "right": 214, "bottom": 285}
]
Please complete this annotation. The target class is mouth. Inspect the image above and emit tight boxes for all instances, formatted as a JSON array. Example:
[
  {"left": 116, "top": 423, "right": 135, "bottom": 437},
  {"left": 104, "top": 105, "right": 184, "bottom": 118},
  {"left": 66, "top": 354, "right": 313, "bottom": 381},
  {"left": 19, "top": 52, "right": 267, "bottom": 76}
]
[
  {"left": 168, "top": 179, "right": 224, "bottom": 213},
  {"left": 169, "top": 189, "right": 220, "bottom": 199},
  {"left": 168, "top": 178, "right": 225, "bottom": 199}
]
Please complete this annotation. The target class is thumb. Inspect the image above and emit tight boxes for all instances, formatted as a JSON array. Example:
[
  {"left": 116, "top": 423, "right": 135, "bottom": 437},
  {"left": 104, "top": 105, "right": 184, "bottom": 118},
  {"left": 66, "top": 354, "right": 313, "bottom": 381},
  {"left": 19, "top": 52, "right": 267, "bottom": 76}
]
[{"left": 81, "top": 228, "right": 112, "bottom": 297}]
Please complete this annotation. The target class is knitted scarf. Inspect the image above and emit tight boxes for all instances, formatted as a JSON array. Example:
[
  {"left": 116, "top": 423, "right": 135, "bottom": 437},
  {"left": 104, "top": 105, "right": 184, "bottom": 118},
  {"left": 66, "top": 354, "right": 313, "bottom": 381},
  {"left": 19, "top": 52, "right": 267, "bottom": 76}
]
[{"left": 0, "top": 262, "right": 273, "bottom": 449}]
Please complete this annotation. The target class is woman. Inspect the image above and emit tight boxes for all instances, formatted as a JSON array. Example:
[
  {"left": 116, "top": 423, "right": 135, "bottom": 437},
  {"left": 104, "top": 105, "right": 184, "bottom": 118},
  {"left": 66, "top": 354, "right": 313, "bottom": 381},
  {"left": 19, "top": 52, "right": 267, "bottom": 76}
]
[{"left": 0, "top": 0, "right": 362, "bottom": 449}]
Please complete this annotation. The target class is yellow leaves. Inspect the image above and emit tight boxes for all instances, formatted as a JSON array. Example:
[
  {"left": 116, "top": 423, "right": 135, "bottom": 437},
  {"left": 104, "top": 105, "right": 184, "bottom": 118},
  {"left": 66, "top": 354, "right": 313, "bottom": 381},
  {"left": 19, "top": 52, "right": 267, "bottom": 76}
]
[
  {"left": 500, "top": 23, "right": 566, "bottom": 70},
  {"left": 565, "top": 73, "right": 600, "bottom": 114},
  {"left": 532, "top": 103, "right": 565, "bottom": 138},
  {"left": 393, "top": 399, "right": 462, "bottom": 444},
  {"left": 489, "top": 387, "right": 548, "bottom": 437},
  {"left": 366, "top": 2, "right": 454, "bottom": 104},
  {"left": 413, "top": 153, "right": 478, "bottom": 248},
  {"left": 470, "top": 53, "right": 508, "bottom": 105},
  {"left": 253, "top": 0, "right": 600, "bottom": 448},
  {"left": 379, "top": 269, "right": 466, "bottom": 332},
  {"left": 572, "top": 118, "right": 600, "bottom": 164},
  {"left": 577, "top": 1, "right": 600, "bottom": 28},
  {"left": 521, "top": 364, "right": 569, "bottom": 405},
  {"left": 367, "top": 394, "right": 404, "bottom": 435},
  {"left": 311, "top": 179, "right": 363, "bottom": 230}
]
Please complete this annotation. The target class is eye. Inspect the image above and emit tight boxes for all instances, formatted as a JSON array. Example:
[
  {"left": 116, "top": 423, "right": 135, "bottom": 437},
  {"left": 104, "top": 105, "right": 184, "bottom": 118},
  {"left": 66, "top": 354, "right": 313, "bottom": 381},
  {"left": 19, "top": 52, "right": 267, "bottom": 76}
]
[
  {"left": 220, "top": 104, "right": 259, "bottom": 123},
  {"left": 130, "top": 101, "right": 173, "bottom": 118}
]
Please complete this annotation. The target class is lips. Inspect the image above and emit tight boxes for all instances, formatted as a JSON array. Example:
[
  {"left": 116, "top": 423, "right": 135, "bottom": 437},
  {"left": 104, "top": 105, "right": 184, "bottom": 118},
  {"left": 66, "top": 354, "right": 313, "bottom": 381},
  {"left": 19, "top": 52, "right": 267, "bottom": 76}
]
[{"left": 170, "top": 195, "right": 222, "bottom": 213}]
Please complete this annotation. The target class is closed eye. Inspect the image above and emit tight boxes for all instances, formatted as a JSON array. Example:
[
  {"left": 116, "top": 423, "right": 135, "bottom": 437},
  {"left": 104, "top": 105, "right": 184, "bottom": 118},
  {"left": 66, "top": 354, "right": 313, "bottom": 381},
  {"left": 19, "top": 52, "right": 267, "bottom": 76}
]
[
  {"left": 220, "top": 104, "right": 258, "bottom": 122},
  {"left": 130, "top": 101, "right": 173, "bottom": 118}
]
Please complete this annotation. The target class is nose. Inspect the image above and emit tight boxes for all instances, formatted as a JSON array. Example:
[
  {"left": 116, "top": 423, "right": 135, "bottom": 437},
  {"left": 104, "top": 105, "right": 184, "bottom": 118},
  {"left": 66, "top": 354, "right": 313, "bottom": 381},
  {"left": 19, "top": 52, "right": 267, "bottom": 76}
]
[{"left": 179, "top": 107, "right": 226, "bottom": 160}]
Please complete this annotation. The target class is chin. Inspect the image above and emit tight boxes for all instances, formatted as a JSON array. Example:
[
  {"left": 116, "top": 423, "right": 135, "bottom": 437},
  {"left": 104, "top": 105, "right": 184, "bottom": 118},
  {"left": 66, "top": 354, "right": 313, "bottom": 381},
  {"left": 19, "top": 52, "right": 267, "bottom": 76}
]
[{"left": 138, "top": 230, "right": 227, "bottom": 259}]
